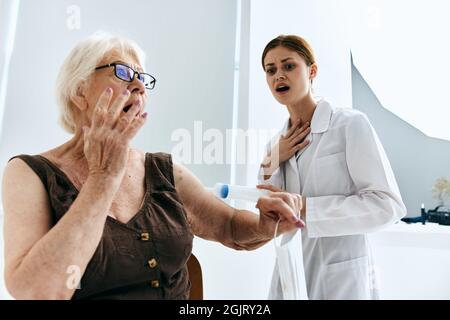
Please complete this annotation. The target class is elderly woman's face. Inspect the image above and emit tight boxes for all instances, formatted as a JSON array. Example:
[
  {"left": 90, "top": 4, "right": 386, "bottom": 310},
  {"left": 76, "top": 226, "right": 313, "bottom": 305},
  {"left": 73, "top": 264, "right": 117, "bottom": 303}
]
[{"left": 82, "top": 50, "right": 148, "bottom": 125}]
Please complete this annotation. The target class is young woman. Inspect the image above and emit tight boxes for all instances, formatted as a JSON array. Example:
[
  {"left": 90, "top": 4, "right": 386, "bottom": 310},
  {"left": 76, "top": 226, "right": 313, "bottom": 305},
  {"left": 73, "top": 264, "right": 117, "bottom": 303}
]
[{"left": 258, "top": 35, "right": 406, "bottom": 300}]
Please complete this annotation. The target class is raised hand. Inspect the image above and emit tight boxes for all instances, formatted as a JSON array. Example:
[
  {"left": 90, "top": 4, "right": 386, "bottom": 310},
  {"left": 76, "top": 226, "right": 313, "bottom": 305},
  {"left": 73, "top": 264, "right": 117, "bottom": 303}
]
[
  {"left": 274, "top": 119, "right": 310, "bottom": 164},
  {"left": 82, "top": 87, "right": 147, "bottom": 180}
]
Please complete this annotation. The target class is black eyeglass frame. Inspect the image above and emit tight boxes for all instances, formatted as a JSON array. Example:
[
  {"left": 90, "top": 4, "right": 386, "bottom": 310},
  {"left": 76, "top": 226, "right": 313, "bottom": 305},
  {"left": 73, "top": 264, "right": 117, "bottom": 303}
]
[{"left": 95, "top": 62, "right": 156, "bottom": 90}]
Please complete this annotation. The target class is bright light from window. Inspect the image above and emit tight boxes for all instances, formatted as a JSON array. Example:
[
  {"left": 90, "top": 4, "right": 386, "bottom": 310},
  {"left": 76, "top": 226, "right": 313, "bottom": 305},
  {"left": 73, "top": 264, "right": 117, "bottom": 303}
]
[{"left": 0, "top": 0, "right": 20, "bottom": 142}]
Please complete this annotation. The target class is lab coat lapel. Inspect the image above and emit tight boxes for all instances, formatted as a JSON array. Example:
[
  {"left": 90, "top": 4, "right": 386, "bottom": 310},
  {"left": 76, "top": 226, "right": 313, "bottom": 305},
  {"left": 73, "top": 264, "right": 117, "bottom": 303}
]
[
  {"left": 275, "top": 120, "right": 300, "bottom": 193},
  {"left": 286, "top": 154, "right": 300, "bottom": 192},
  {"left": 278, "top": 119, "right": 301, "bottom": 193},
  {"left": 286, "top": 131, "right": 312, "bottom": 192},
  {"left": 301, "top": 99, "right": 333, "bottom": 193}
]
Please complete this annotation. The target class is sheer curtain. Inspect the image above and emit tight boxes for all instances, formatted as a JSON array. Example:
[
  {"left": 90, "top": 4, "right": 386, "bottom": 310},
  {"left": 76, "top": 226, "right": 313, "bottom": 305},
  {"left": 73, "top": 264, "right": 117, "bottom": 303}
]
[
  {"left": 0, "top": 0, "right": 20, "bottom": 300},
  {"left": 0, "top": 0, "right": 20, "bottom": 144}
]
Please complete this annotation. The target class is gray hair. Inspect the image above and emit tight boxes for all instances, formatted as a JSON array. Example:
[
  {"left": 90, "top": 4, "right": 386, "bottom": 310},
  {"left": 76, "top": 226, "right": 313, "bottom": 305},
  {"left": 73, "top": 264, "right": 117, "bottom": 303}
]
[{"left": 55, "top": 31, "right": 146, "bottom": 133}]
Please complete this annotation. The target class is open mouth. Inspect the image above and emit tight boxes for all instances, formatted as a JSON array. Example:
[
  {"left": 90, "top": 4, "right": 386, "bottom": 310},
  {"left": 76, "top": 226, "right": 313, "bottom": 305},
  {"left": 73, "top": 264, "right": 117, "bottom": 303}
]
[
  {"left": 123, "top": 104, "right": 133, "bottom": 113},
  {"left": 276, "top": 85, "right": 290, "bottom": 93}
]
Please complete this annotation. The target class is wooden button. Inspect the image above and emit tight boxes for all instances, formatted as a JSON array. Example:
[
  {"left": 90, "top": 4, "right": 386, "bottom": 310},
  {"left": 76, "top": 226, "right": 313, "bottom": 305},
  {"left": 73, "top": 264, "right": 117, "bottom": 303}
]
[{"left": 148, "top": 258, "right": 158, "bottom": 268}]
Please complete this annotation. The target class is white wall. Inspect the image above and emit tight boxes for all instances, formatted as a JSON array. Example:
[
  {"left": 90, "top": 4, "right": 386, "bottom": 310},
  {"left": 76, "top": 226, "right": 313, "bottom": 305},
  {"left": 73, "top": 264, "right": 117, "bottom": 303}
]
[
  {"left": 352, "top": 62, "right": 450, "bottom": 215},
  {"left": 347, "top": 0, "right": 450, "bottom": 141}
]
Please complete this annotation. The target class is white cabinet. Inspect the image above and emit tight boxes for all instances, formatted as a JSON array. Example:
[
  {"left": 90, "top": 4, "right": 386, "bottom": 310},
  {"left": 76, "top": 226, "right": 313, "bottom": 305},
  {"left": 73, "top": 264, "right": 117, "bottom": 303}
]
[{"left": 369, "top": 222, "right": 450, "bottom": 299}]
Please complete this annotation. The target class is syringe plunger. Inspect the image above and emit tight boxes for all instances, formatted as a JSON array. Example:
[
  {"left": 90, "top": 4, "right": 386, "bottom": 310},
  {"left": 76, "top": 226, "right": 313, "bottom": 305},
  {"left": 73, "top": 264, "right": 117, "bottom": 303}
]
[{"left": 211, "top": 183, "right": 270, "bottom": 203}]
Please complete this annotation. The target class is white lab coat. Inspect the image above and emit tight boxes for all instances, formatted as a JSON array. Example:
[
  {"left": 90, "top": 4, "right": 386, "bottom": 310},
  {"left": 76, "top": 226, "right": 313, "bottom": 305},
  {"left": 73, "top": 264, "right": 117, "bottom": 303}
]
[{"left": 259, "top": 99, "right": 406, "bottom": 300}]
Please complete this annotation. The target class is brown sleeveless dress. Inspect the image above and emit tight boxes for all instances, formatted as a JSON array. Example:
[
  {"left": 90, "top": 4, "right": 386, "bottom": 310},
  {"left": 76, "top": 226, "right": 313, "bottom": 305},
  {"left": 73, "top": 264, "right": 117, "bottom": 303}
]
[{"left": 9, "top": 152, "right": 194, "bottom": 300}]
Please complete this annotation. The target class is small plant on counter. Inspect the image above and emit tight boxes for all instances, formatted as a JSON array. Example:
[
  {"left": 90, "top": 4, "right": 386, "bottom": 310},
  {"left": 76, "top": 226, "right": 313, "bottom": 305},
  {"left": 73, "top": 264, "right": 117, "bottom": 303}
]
[{"left": 432, "top": 177, "right": 450, "bottom": 206}]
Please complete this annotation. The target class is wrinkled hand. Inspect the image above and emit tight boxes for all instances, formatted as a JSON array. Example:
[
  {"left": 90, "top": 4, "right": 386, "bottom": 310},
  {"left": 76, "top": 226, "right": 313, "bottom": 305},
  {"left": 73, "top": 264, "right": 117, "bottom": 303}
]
[
  {"left": 83, "top": 88, "right": 147, "bottom": 180},
  {"left": 255, "top": 184, "right": 305, "bottom": 239}
]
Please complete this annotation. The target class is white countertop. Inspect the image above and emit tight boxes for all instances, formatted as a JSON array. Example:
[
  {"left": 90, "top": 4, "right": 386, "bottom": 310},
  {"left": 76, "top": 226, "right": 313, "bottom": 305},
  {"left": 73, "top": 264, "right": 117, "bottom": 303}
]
[
  {"left": 383, "top": 221, "right": 450, "bottom": 234},
  {"left": 369, "top": 221, "right": 450, "bottom": 250}
]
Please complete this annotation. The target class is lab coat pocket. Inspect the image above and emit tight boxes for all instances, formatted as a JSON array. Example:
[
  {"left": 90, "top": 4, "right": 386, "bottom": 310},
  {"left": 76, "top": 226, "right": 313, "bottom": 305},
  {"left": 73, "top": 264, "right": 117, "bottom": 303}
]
[
  {"left": 324, "top": 255, "right": 370, "bottom": 300},
  {"left": 314, "top": 152, "right": 351, "bottom": 195}
]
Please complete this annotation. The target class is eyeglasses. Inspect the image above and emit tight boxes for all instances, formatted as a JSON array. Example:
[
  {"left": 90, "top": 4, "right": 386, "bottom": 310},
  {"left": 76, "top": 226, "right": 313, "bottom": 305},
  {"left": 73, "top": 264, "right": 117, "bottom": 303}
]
[{"left": 95, "top": 62, "right": 156, "bottom": 90}]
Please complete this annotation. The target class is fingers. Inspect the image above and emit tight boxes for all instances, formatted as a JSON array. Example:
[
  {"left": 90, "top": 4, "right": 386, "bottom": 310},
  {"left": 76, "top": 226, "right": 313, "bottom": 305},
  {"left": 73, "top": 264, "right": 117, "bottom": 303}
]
[
  {"left": 293, "top": 193, "right": 303, "bottom": 218},
  {"left": 114, "top": 101, "right": 142, "bottom": 132},
  {"left": 104, "top": 90, "right": 131, "bottom": 127},
  {"left": 256, "top": 184, "right": 282, "bottom": 192},
  {"left": 289, "top": 121, "right": 310, "bottom": 144},
  {"left": 277, "top": 218, "right": 304, "bottom": 235},
  {"left": 270, "top": 196, "right": 303, "bottom": 227},
  {"left": 290, "top": 126, "right": 311, "bottom": 145},
  {"left": 269, "top": 192, "right": 304, "bottom": 228},
  {"left": 91, "top": 87, "right": 113, "bottom": 128},
  {"left": 81, "top": 126, "right": 90, "bottom": 144},
  {"left": 122, "top": 112, "right": 148, "bottom": 140},
  {"left": 257, "top": 194, "right": 303, "bottom": 227},
  {"left": 270, "top": 192, "right": 298, "bottom": 218},
  {"left": 301, "top": 121, "right": 310, "bottom": 130},
  {"left": 284, "top": 118, "right": 301, "bottom": 139},
  {"left": 294, "top": 139, "right": 310, "bottom": 151}
]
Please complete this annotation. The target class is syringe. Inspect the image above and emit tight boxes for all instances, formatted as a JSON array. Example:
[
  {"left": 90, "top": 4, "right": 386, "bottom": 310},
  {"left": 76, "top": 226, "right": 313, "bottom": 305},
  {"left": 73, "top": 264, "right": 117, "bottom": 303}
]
[{"left": 208, "top": 183, "right": 270, "bottom": 203}]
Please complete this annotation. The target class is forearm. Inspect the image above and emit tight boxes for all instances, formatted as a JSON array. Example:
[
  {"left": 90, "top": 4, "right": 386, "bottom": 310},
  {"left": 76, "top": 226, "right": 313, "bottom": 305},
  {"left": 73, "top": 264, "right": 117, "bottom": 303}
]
[
  {"left": 228, "top": 209, "right": 272, "bottom": 251},
  {"left": 305, "top": 192, "right": 405, "bottom": 237},
  {"left": 8, "top": 175, "right": 120, "bottom": 299}
]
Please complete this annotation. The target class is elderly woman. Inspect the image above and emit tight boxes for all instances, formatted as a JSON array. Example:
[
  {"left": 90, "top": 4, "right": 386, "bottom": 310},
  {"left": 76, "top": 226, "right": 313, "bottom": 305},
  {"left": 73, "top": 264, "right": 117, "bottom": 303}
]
[{"left": 1, "top": 33, "right": 304, "bottom": 300}]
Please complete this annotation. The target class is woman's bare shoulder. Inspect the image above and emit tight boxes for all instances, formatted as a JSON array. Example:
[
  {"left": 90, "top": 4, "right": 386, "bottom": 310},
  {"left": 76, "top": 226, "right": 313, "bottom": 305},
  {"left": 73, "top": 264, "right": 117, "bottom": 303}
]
[{"left": 3, "top": 155, "right": 48, "bottom": 198}]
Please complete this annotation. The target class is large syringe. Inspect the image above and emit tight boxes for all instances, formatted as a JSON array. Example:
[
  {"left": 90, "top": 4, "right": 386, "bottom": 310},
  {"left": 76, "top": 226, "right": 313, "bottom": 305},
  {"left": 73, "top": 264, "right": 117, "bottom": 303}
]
[{"left": 208, "top": 183, "right": 270, "bottom": 202}]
